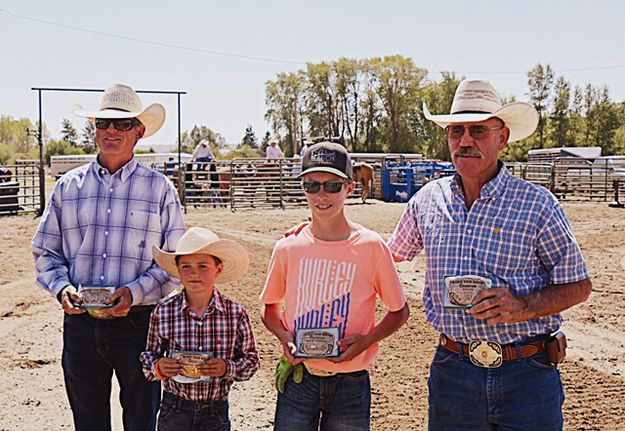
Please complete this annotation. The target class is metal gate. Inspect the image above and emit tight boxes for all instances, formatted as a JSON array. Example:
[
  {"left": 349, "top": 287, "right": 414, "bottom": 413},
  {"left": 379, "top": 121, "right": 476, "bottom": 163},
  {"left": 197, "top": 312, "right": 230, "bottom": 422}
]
[{"left": 0, "top": 160, "right": 42, "bottom": 215}]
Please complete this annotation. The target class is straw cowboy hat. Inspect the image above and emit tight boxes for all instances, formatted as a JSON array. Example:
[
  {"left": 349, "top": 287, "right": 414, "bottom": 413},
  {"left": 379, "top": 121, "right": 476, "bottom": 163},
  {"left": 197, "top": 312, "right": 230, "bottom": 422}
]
[
  {"left": 153, "top": 227, "right": 249, "bottom": 284},
  {"left": 73, "top": 83, "right": 165, "bottom": 138},
  {"left": 423, "top": 79, "right": 539, "bottom": 142}
]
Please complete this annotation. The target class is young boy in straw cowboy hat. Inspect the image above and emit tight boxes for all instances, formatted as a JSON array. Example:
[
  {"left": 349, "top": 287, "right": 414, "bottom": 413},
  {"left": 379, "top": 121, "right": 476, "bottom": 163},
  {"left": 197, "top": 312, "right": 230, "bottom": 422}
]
[
  {"left": 140, "top": 227, "right": 260, "bottom": 431},
  {"left": 260, "top": 142, "right": 410, "bottom": 430}
]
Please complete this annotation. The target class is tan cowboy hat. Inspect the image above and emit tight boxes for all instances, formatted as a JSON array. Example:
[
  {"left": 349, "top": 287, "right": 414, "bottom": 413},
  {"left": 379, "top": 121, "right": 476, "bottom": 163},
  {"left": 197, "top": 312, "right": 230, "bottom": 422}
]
[
  {"left": 423, "top": 79, "right": 539, "bottom": 142},
  {"left": 153, "top": 227, "right": 249, "bottom": 284},
  {"left": 73, "top": 83, "right": 166, "bottom": 138}
]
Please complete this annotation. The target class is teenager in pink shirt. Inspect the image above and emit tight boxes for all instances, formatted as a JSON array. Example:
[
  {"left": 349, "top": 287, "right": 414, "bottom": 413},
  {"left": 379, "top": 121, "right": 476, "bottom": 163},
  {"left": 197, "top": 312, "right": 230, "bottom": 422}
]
[{"left": 260, "top": 142, "right": 410, "bottom": 430}]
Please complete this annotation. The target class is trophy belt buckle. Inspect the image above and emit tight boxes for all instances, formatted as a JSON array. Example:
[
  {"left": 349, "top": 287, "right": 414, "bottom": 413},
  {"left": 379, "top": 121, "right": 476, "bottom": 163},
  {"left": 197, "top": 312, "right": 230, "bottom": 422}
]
[
  {"left": 304, "top": 363, "right": 338, "bottom": 377},
  {"left": 468, "top": 340, "right": 503, "bottom": 368}
]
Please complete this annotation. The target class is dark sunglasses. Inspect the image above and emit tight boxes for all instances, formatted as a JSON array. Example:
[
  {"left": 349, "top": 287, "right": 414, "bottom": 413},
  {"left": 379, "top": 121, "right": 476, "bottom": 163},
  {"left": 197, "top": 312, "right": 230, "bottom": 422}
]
[
  {"left": 446, "top": 124, "right": 503, "bottom": 140},
  {"left": 302, "top": 180, "right": 346, "bottom": 194},
  {"left": 95, "top": 118, "right": 139, "bottom": 131}
]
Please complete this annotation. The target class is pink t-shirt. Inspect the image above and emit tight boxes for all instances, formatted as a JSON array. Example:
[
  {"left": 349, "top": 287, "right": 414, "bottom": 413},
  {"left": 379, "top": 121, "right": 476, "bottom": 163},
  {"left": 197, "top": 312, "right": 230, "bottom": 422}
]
[{"left": 260, "top": 225, "right": 406, "bottom": 373}]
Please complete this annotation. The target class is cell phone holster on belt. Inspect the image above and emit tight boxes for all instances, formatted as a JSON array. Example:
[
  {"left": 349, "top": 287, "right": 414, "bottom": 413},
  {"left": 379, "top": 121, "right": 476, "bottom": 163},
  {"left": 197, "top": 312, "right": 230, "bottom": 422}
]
[{"left": 546, "top": 332, "right": 567, "bottom": 365}]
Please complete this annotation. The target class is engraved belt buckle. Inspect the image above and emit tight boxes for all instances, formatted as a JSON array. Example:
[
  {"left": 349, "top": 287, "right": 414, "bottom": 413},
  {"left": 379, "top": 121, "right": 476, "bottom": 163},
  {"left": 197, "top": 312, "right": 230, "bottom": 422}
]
[{"left": 468, "top": 340, "right": 503, "bottom": 368}]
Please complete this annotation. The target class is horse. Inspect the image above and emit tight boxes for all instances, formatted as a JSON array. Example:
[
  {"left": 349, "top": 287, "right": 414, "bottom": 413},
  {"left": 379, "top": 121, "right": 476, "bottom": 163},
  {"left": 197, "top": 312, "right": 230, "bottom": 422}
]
[{"left": 352, "top": 162, "right": 374, "bottom": 204}]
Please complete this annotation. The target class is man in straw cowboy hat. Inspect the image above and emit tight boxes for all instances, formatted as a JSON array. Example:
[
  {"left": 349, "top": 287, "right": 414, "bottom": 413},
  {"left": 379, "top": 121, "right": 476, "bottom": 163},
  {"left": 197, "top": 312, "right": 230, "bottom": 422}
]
[
  {"left": 388, "top": 79, "right": 591, "bottom": 430},
  {"left": 141, "top": 227, "right": 259, "bottom": 430},
  {"left": 32, "top": 83, "right": 185, "bottom": 431}
]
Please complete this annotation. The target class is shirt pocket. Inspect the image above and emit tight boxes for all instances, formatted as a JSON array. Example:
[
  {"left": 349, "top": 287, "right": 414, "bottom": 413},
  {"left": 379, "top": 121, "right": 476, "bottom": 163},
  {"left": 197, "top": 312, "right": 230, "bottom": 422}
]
[
  {"left": 124, "top": 209, "right": 161, "bottom": 261},
  {"left": 473, "top": 221, "right": 535, "bottom": 276}
]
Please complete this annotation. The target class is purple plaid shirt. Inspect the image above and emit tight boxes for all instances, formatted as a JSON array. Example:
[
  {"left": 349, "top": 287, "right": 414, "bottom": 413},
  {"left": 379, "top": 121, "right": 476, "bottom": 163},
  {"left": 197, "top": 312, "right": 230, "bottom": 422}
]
[
  {"left": 140, "top": 288, "right": 260, "bottom": 401},
  {"left": 32, "top": 158, "right": 185, "bottom": 305},
  {"left": 388, "top": 164, "right": 589, "bottom": 344}
]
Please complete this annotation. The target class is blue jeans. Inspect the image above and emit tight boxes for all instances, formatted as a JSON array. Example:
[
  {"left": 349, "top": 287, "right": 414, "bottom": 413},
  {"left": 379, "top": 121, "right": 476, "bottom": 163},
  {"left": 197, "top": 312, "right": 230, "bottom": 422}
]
[
  {"left": 274, "top": 369, "right": 371, "bottom": 431},
  {"left": 428, "top": 345, "right": 564, "bottom": 431},
  {"left": 157, "top": 392, "right": 230, "bottom": 431},
  {"left": 62, "top": 311, "right": 160, "bottom": 431}
]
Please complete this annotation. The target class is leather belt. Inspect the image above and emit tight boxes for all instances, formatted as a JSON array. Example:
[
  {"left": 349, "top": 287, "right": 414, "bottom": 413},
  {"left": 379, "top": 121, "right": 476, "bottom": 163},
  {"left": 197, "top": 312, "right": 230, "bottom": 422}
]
[{"left": 439, "top": 333, "right": 546, "bottom": 362}]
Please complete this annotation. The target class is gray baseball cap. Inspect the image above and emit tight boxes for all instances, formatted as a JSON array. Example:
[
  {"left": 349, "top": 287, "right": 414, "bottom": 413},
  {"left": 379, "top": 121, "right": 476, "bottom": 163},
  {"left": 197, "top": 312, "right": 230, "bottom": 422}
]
[{"left": 297, "top": 142, "right": 353, "bottom": 180}]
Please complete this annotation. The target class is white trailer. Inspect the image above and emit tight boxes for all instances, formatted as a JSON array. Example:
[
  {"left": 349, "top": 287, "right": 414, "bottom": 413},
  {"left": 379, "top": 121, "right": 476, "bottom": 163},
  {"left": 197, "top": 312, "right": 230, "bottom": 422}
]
[{"left": 51, "top": 153, "right": 193, "bottom": 178}]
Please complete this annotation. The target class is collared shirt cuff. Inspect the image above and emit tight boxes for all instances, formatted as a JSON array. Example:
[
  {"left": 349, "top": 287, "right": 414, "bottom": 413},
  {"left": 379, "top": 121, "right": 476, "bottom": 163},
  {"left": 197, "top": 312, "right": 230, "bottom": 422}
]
[
  {"left": 50, "top": 281, "right": 73, "bottom": 302},
  {"left": 124, "top": 281, "right": 145, "bottom": 305},
  {"left": 223, "top": 359, "right": 236, "bottom": 379}
]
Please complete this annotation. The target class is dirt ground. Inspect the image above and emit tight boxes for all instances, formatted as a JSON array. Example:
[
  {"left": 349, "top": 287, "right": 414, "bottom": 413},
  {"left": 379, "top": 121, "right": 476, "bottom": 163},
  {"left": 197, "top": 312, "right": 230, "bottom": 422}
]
[{"left": 0, "top": 199, "right": 624, "bottom": 431}]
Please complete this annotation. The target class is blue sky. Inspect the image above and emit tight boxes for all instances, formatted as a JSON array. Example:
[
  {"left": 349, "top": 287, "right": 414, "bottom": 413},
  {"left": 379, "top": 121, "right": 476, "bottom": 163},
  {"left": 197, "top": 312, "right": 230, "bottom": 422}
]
[{"left": 1, "top": 1, "right": 624, "bottom": 150}]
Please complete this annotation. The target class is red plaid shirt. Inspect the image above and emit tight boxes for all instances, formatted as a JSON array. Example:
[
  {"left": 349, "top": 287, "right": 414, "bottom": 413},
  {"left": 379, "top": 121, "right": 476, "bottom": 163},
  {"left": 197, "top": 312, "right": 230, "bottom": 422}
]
[{"left": 140, "top": 288, "right": 260, "bottom": 401}]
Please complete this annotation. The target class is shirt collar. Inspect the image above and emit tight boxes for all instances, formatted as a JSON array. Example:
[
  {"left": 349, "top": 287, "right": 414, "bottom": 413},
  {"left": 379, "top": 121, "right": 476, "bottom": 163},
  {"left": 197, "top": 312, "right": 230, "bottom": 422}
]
[
  {"left": 450, "top": 160, "right": 510, "bottom": 201},
  {"left": 178, "top": 288, "right": 226, "bottom": 318},
  {"left": 92, "top": 156, "right": 138, "bottom": 182}
]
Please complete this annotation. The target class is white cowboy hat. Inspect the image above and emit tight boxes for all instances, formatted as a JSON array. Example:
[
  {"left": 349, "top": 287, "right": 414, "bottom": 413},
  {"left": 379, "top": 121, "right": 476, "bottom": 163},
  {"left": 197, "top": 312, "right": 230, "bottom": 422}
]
[
  {"left": 152, "top": 227, "right": 249, "bottom": 284},
  {"left": 73, "top": 83, "right": 165, "bottom": 138},
  {"left": 423, "top": 79, "right": 539, "bottom": 142}
]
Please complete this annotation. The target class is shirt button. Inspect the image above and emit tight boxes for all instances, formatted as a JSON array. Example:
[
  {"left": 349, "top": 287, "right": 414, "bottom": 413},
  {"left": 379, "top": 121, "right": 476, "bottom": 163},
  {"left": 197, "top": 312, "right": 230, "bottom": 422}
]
[
  {"left": 107, "top": 209, "right": 111, "bottom": 214},
  {"left": 467, "top": 229, "right": 472, "bottom": 234},
  {"left": 109, "top": 188, "right": 113, "bottom": 193},
  {"left": 464, "top": 256, "right": 468, "bottom": 260},
  {"left": 100, "top": 275, "right": 105, "bottom": 281},
  {"left": 102, "top": 253, "right": 107, "bottom": 259},
  {"left": 105, "top": 231, "right": 109, "bottom": 236},
  {"left": 198, "top": 346, "right": 203, "bottom": 350}
]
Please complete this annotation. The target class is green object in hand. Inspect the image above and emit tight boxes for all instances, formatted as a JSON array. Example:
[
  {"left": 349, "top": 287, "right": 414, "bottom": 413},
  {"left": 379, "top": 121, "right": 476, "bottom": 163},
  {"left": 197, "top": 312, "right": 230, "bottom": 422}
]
[{"left": 275, "top": 355, "right": 303, "bottom": 393}]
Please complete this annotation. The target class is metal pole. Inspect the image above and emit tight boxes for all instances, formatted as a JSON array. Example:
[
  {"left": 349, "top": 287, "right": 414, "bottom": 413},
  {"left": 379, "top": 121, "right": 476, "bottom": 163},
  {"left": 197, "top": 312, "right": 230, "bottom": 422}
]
[{"left": 38, "top": 89, "right": 45, "bottom": 215}]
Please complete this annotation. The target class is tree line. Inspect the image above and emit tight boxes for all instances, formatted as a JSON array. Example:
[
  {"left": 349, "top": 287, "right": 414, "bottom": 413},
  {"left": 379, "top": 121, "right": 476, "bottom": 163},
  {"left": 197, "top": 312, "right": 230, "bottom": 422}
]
[
  {"left": 1, "top": 58, "right": 624, "bottom": 166},
  {"left": 265, "top": 57, "right": 625, "bottom": 161}
]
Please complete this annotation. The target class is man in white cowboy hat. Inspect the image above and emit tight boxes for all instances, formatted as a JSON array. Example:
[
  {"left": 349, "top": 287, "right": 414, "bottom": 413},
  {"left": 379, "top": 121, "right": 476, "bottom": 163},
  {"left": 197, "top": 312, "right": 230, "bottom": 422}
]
[
  {"left": 388, "top": 79, "right": 591, "bottom": 430},
  {"left": 192, "top": 138, "right": 216, "bottom": 171},
  {"left": 32, "top": 83, "right": 186, "bottom": 431},
  {"left": 266, "top": 139, "right": 284, "bottom": 159},
  {"left": 141, "top": 227, "right": 259, "bottom": 430}
]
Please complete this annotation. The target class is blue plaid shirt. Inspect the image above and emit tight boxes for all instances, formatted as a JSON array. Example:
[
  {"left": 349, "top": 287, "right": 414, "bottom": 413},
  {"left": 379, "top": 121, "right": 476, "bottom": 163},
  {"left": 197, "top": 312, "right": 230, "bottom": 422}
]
[
  {"left": 388, "top": 163, "right": 589, "bottom": 344},
  {"left": 32, "top": 157, "right": 186, "bottom": 305}
]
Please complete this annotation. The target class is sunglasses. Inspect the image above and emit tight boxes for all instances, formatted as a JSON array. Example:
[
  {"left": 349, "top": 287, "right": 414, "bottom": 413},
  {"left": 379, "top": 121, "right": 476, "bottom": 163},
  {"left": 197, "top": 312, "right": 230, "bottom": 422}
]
[
  {"left": 446, "top": 124, "right": 503, "bottom": 140},
  {"left": 95, "top": 118, "right": 139, "bottom": 131},
  {"left": 302, "top": 180, "right": 346, "bottom": 194}
]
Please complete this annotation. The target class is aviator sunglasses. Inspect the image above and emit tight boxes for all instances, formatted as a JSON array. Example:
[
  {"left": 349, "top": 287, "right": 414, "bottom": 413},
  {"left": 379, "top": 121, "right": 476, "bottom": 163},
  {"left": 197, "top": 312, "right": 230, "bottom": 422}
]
[
  {"left": 446, "top": 124, "right": 503, "bottom": 140},
  {"left": 302, "top": 179, "right": 347, "bottom": 194},
  {"left": 95, "top": 118, "right": 139, "bottom": 131}
]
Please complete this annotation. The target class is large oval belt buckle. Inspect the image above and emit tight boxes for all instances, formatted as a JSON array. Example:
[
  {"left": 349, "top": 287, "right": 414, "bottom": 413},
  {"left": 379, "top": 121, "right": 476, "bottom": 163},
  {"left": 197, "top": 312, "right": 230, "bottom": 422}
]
[{"left": 468, "top": 340, "right": 503, "bottom": 368}]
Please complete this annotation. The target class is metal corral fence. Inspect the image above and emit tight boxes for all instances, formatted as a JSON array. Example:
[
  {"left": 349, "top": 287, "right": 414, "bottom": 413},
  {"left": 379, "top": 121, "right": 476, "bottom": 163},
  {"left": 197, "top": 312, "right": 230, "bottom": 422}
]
[
  {"left": 175, "top": 154, "right": 440, "bottom": 210},
  {"left": 0, "top": 160, "right": 42, "bottom": 215},
  {"left": 506, "top": 157, "right": 625, "bottom": 201}
]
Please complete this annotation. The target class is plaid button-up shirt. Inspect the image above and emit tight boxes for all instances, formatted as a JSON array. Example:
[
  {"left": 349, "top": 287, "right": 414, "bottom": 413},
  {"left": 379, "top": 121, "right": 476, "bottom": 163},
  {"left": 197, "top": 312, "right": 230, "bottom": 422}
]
[
  {"left": 388, "top": 163, "right": 589, "bottom": 344},
  {"left": 32, "top": 158, "right": 185, "bottom": 304},
  {"left": 140, "top": 289, "right": 260, "bottom": 401}
]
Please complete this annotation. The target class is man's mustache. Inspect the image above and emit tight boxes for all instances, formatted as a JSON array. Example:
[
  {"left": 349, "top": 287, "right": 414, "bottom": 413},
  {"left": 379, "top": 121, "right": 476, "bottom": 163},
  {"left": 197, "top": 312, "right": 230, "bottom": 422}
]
[{"left": 453, "top": 148, "right": 483, "bottom": 158}]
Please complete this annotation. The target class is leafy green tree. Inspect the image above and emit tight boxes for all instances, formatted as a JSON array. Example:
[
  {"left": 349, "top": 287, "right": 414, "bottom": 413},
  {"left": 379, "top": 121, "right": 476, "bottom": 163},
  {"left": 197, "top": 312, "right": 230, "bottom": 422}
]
[
  {"left": 44, "top": 139, "right": 84, "bottom": 165},
  {"left": 548, "top": 76, "right": 571, "bottom": 148},
  {"left": 568, "top": 85, "right": 585, "bottom": 146},
  {"left": 81, "top": 120, "right": 97, "bottom": 153},
  {"left": 179, "top": 125, "right": 226, "bottom": 157},
  {"left": 586, "top": 85, "right": 620, "bottom": 154},
  {"left": 370, "top": 55, "right": 427, "bottom": 153},
  {"left": 527, "top": 63, "right": 554, "bottom": 148},
  {"left": 418, "top": 71, "right": 462, "bottom": 160},
  {"left": 222, "top": 144, "right": 261, "bottom": 160},
  {"left": 265, "top": 71, "right": 305, "bottom": 156},
  {"left": 0, "top": 115, "right": 35, "bottom": 155},
  {"left": 334, "top": 58, "right": 362, "bottom": 151},
  {"left": 61, "top": 119, "right": 79, "bottom": 147}
]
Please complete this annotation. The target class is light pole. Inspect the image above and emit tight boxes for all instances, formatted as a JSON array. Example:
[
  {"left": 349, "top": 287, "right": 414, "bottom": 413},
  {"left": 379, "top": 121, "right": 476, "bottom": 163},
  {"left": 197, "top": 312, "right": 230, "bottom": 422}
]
[{"left": 26, "top": 124, "right": 45, "bottom": 216}]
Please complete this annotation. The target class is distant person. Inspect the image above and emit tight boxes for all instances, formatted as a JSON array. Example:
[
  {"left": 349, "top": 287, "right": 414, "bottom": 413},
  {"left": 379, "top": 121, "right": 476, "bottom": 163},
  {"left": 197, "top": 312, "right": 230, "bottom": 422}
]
[
  {"left": 266, "top": 140, "right": 284, "bottom": 159},
  {"left": 299, "top": 138, "right": 314, "bottom": 158},
  {"left": 32, "top": 83, "right": 185, "bottom": 431},
  {"left": 141, "top": 227, "right": 260, "bottom": 431},
  {"left": 388, "top": 79, "right": 592, "bottom": 430},
  {"left": 192, "top": 139, "right": 216, "bottom": 171},
  {"left": 260, "top": 142, "right": 409, "bottom": 430}
]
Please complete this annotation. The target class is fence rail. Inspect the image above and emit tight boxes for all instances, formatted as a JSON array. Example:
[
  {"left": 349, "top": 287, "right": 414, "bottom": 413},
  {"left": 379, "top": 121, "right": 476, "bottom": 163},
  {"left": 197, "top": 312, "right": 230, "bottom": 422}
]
[{"left": 0, "top": 161, "right": 42, "bottom": 215}]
